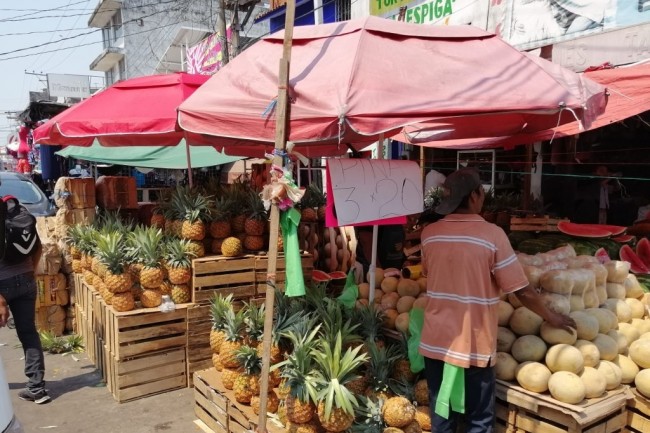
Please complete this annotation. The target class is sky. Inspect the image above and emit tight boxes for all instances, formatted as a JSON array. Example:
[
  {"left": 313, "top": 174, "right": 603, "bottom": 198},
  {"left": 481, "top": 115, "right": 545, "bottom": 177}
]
[{"left": 0, "top": 1, "right": 103, "bottom": 144}]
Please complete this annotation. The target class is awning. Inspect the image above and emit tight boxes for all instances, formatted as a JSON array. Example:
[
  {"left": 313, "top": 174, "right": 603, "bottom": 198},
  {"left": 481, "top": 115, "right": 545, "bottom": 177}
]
[
  {"left": 56, "top": 139, "right": 243, "bottom": 169},
  {"left": 416, "top": 62, "right": 650, "bottom": 150}
]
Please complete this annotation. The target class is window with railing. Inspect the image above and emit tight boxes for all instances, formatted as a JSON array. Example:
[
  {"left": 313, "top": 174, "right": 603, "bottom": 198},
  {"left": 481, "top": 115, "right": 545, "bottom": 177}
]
[
  {"left": 118, "top": 59, "right": 126, "bottom": 81},
  {"left": 100, "top": 8, "right": 124, "bottom": 49},
  {"left": 105, "top": 69, "right": 114, "bottom": 86},
  {"left": 335, "top": 0, "right": 351, "bottom": 21}
]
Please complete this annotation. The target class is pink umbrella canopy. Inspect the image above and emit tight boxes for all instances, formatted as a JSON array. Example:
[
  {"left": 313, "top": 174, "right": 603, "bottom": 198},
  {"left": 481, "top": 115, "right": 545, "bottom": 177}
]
[
  {"left": 178, "top": 16, "right": 607, "bottom": 158},
  {"left": 33, "top": 72, "right": 210, "bottom": 147}
]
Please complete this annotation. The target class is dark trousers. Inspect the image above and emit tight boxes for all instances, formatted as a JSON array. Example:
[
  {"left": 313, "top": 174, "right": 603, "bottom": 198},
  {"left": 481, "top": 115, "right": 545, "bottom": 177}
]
[
  {"left": 424, "top": 357, "right": 495, "bottom": 433},
  {"left": 0, "top": 272, "right": 46, "bottom": 393}
]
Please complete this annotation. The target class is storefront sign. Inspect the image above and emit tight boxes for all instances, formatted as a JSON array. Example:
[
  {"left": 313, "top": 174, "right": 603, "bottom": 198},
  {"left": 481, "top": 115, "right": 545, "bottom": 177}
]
[
  {"left": 186, "top": 28, "right": 232, "bottom": 75},
  {"left": 370, "top": 0, "right": 489, "bottom": 27},
  {"left": 503, "top": 0, "right": 650, "bottom": 51},
  {"left": 47, "top": 74, "right": 90, "bottom": 99},
  {"left": 326, "top": 159, "right": 423, "bottom": 226},
  {"left": 552, "top": 22, "right": 650, "bottom": 71}
]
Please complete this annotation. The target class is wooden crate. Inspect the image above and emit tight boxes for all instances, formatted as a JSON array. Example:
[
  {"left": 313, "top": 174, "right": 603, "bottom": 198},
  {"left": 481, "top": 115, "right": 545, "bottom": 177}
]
[
  {"left": 496, "top": 381, "right": 629, "bottom": 433},
  {"left": 510, "top": 216, "right": 569, "bottom": 232},
  {"left": 254, "top": 253, "right": 314, "bottom": 295},
  {"left": 95, "top": 176, "right": 138, "bottom": 210},
  {"left": 627, "top": 389, "right": 650, "bottom": 433},
  {"left": 105, "top": 346, "right": 187, "bottom": 403},
  {"left": 53, "top": 177, "right": 96, "bottom": 209},
  {"left": 193, "top": 368, "right": 283, "bottom": 433},
  {"left": 103, "top": 302, "right": 188, "bottom": 361},
  {"left": 192, "top": 255, "right": 257, "bottom": 304},
  {"left": 186, "top": 304, "right": 215, "bottom": 385}
]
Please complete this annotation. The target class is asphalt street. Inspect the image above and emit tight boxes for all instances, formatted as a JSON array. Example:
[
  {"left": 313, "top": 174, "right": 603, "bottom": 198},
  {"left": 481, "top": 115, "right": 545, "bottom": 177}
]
[{"left": 0, "top": 327, "right": 201, "bottom": 433}]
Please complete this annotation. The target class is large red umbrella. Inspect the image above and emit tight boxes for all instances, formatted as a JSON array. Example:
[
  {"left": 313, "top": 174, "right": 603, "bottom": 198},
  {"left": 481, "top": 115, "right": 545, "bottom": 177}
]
[
  {"left": 178, "top": 16, "right": 607, "bottom": 158},
  {"left": 33, "top": 72, "right": 210, "bottom": 147}
]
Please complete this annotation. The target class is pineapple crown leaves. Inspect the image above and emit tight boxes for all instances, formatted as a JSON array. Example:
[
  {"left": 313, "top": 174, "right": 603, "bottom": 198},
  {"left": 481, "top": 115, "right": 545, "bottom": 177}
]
[
  {"left": 276, "top": 325, "right": 322, "bottom": 403},
  {"left": 65, "top": 224, "right": 84, "bottom": 247},
  {"left": 165, "top": 238, "right": 196, "bottom": 269},
  {"left": 243, "top": 301, "right": 266, "bottom": 343},
  {"left": 128, "top": 226, "right": 164, "bottom": 268},
  {"left": 387, "top": 378, "right": 416, "bottom": 404},
  {"left": 298, "top": 183, "right": 325, "bottom": 209},
  {"left": 366, "top": 341, "right": 401, "bottom": 393},
  {"left": 184, "top": 191, "right": 214, "bottom": 223},
  {"left": 355, "top": 304, "right": 386, "bottom": 343},
  {"left": 223, "top": 308, "right": 246, "bottom": 342},
  {"left": 310, "top": 332, "right": 368, "bottom": 419},
  {"left": 235, "top": 345, "right": 263, "bottom": 376},
  {"left": 272, "top": 310, "right": 303, "bottom": 346},
  {"left": 212, "top": 195, "right": 234, "bottom": 222},
  {"left": 318, "top": 298, "right": 362, "bottom": 347},
  {"left": 247, "top": 190, "right": 268, "bottom": 220},
  {"left": 350, "top": 396, "right": 386, "bottom": 433},
  {"left": 210, "top": 294, "right": 233, "bottom": 330},
  {"left": 95, "top": 232, "right": 127, "bottom": 274}
]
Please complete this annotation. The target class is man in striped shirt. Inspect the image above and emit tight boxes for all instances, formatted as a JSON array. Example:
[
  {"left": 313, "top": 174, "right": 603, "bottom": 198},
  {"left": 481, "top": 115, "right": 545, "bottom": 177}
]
[{"left": 420, "top": 167, "right": 575, "bottom": 433}]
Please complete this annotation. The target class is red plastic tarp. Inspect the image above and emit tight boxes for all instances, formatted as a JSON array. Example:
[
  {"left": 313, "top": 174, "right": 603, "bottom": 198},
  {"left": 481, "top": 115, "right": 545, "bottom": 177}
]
[{"left": 178, "top": 16, "right": 607, "bottom": 158}]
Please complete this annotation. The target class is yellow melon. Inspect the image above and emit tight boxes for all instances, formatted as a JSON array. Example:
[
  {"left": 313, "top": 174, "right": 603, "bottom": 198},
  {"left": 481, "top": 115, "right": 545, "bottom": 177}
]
[
  {"left": 413, "top": 296, "right": 428, "bottom": 310},
  {"left": 509, "top": 307, "right": 544, "bottom": 336},
  {"left": 396, "top": 296, "right": 416, "bottom": 314},
  {"left": 397, "top": 279, "right": 420, "bottom": 297},
  {"left": 603, "top": 299, "right": 633, "bottom": 323},
  {"left": 617, "top": 322, "right": 640, "bottom": 345},
  {"left": 383, "top": 309, "right": 399, "bottom": 329},
  {"left": 592, "top": 334, "right": 618, "bottom": 361},
  {"left": 574, "top": 340, "right": 600, "bottom": 368},
  {"left": 380, "top": 292, "right": 400, "bottom": 311},
  {"left": 545, "top": 343, "right": 584, "bottom": 374},
  {"left": 381, "top": 276, "right": 399, "bottom": 293},
  {"left": 625, "top": 299, "right": 646, "bottom": 320},
  {"left": 548, "top": 371, "right": 585, "bottom": 404},
  {"left": 395, "top": 312, "right": 410, "bottom": 333},
  {"left": 579, "top": 367, "right": 607, "bottom": 399},
  {"left": 596, "top": 360, "right": 622, "bottom": 390},
  {"left": 358, "top": 283, "right": 371, "bottom": 300},
  {"left": 495, "top": 352, "right": 518, "bottom": 381},
  {"left": 497, "top": 327, "right": 517, "bottom": 353},
  {"left": 511, "top": 335, "right": 547, "bottom": 363},
  {"left": 540, "top": 322, "right": 577, "bottom": 345},
  {"left": 612, "top": 354, "right": 639, "bottom": 384},
  {"left": 629, "top": 339, "right": 650, "bottom": 369},
  {"left": 606, "top": 330, "right": 629, "bottom": 355},
  {"left": 367, "top": 268, "right": 385, "bottom": 288},
  {"left": 498, "top": 301, "right": 514, "bottom": 327},
  {"left": 515, "top": 361, "right": 551, "bottom": 393},
  {"left": 570, "top": 311, "right": 599, "bottom": 341},
  {"left": 635, "top": 369, "right": 650, "bottom": 399},
  {"left": 417, "top": 277, "right": 427, "bottom": 293}
]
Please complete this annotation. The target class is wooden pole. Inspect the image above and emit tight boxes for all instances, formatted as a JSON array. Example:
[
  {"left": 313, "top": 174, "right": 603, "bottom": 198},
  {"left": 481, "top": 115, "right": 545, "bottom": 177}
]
[
  {"left": 185, "top": 140, "right": 194, "bottom": 188},
  {"left": 367, "top": 135, "right": 384, "bottom": 304},
  {"left": 257, "top": 1, "right": 295, "bottom": 431},
  {"left": 217, "top": 0, "right": 230, "bottom": 65},
  {"left": 523, "top": 143, "right": 533, "bottom": 211}
]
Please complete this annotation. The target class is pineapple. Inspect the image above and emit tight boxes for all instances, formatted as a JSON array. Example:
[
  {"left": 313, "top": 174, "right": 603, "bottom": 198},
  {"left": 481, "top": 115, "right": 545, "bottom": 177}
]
[
  {"left": 232, "top": 213, "right": 247, "bottom": 234},
  {"left": 112, "top": 291, "right": 135, "bottom": 312},
  {"left": 181, "top": 190, "right": 213, "bottom": 241},
  {"left": 251, "top": 390, "right": 280, "bottom": 415},
  {"left": 165, "top": 238, "right": 195, "bottom": 285},
  {"left": 244, "top": 302, "right": 265, "bottom": 349},
  {"left": 130, "top": 227, "right": 165, "bottom": 289},
  {"left": 209, "top": 294, "right": 233, "bottom": 353},
  {"left": 402, "top": 421, "right": 421, "bottom": 433},
  {"left": 130, "top": 284, "right": 143, "bottom": 302},
  {"left": 186, "top": 241, "right": 205, "bottom": 258},
  {"left": 141, "top": 289, "right": 162, "bottom": 308},
  {"left": 298, "top": 184, "right": 323, "bottom": 222},
  {"left": 365, "top": 342, "right": 400, "bottom": 402},
  {"left": 159, "top": 280, "right": 172, "bottom": 295},
  {"left": 220, "top": 309, "right": 247, "bottom": 368},
  {"left": 414, "top": 407, "right": 431, "bottom": 431},
  {"left": 312, "top": 333, "right": 369, "bottom": 432},
  {"left": 382, "top": 397, "right": 416, "bottom": 428},
  {"left": 209, "top": 196, "right": 233, "bottom": 238},
  {"left": 95, "top": 232, "right": 132, "bottom": 294},
  {"left": 171, "top": 284, "right": 191, "bottom": 304},
  {"left": 211, "top": 238, "right": 224, "bottom": 255},
  {"left": 212, "top": 352, "right": 224, "bottom": 371},
  {"left": 65, "top": 224, "right": 84, "bottom": 259},
  {"left": 221, "top": 367, "right": 243, "bottom": 390},
  {"left": 278, "top": 326, "right": 322, "bottom": 424},
  {"left": 354, "top": 304, "right": 386, "bottom": 352},
  {"left": 150, "top": 208, "right": 165, "bottom": 229},
  {"left": 230, "top": 179, "right": 250, "bottom": 234},
  {"left": 244, "top": 190, "right": 268, "bottom": 236},
  {"left": 244, "top": 235, "right": 265, "bottom": 252},
  {"left": 233, "top": 345, "right": 262, "bottom": 404},
  {"left": 221, "top": 237, "right": 243, "bottom": 257},
  {"left": 391, "top": 332, "right": 415, "bottom": 383},
  {"left": 351, "top": 396, "right": 386, "bottom": 433},
  {"left": 286, "top": 420, "right": 321, "bottom": 433},
  {"left": 413, "top": 380, "right": 429, "bottom": 406}
]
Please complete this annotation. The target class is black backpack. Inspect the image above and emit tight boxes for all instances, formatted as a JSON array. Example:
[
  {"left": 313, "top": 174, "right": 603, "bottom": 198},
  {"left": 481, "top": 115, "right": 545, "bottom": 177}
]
[{"left": 0, "top": 196, "right": 40, "bottom": 263}]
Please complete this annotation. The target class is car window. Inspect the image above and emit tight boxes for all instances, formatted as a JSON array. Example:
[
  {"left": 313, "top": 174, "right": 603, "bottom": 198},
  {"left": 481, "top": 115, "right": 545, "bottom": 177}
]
[{"left": 0, "top": 179, "right": 43, "bottom": 204}]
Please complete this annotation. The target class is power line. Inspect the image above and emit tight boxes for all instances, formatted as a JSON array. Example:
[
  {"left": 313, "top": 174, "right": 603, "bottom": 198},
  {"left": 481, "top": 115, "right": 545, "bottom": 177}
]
[{"left": 0, "top": 0, "right": 89, "bottom": 22}]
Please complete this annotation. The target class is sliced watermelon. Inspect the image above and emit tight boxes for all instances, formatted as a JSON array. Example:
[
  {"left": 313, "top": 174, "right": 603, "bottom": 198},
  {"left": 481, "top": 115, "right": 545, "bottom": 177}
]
[
  {"left": 636, "top": 237, "right": 650, "bottom": 269},
  {"left": 594, "top": 247, "right": 611, "bottom": 264},
  {"left": 619, "top": 244, "right": 650, "bottom": 274},
  {"left": 312, "top": 269, "right": 332, "bottom": 282},
  {"left": 557, "top": 221, "right": 612, "bottom": 238},
  {"left": 329, "top": 271, "right": 347, "bottom": 279},
  {"left": 595, "top": 224, "right": 627, "bottom": 236},
  {"left": 611, "top": 234, "right": 635, "bottom": 243}
]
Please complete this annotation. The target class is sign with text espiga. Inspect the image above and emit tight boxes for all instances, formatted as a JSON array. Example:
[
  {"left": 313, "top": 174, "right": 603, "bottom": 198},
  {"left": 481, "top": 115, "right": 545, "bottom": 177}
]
[{"left": 327, "top": 159, "right": 423, "bottom": 226}]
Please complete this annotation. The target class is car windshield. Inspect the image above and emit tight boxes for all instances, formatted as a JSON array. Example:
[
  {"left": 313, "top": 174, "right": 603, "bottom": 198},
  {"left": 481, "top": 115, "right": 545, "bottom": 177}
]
[{"left": 0, "top": 179, "right": 43, "bottom": 204}]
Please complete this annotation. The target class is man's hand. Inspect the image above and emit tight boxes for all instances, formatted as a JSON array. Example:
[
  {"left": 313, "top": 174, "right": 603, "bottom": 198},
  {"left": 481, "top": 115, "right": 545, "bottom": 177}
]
[
  {"left": 0, "top": 295, "right": 9, "bottom": 328},
  {"left": 514, "top": 285, "right": 576, "bottom": 332},
  {"left": 544, "top": 310, "right": 576, "bottom": 333}
]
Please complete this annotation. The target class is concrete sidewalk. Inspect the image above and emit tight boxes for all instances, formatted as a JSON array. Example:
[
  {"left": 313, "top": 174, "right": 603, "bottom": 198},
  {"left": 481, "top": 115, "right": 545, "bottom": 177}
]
[{"left": 0, "top": 327, "right": 201, "bottom": 433}]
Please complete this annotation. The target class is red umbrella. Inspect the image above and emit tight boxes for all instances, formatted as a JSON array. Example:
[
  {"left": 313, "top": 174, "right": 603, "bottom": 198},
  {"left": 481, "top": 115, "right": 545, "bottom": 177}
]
[
  {"left": 33, "top": 72, "right": 210, "bottom": 147},
  {"left": 178, "top": 16, "right": 607, "bottom": 158}
]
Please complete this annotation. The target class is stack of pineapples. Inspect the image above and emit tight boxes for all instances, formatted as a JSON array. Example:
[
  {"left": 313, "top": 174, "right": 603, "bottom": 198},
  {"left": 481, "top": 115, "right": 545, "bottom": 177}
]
[
  {"left": 207, "top": 288, "right": 433, "bottom": 433},
  {"left": 65, "top": 214, "right": 196, "bottom": 312}
]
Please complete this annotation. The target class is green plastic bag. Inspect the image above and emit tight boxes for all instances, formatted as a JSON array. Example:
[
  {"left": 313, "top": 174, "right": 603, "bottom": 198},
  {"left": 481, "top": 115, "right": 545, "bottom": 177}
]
[
  {"left": 337, "top": 269, "right": 358, "bottom": 309},
  {"left": 407, "top": 307, "right": 425, "bottom": 373}
]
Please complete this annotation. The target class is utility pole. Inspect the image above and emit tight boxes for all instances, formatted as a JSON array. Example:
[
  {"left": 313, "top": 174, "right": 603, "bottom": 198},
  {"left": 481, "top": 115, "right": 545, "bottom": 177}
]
[
  {"left": 217, "top": 0, "right": 230, "bottom": 65},
  {"left": 231, "top": 5, "right": 240, "bottom": 57}
]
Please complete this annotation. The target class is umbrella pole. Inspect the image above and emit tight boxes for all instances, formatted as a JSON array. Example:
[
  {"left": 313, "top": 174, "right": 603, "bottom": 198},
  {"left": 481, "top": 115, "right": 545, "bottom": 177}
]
[
  {"left": 368, "top": 135, "right": 384, "bottom": 303},
  {"left": 185, "top": 140, "right": 194, "bottom": 188},
  {"left": 257, "top": 0, "right": 296, "bottom": 431}
]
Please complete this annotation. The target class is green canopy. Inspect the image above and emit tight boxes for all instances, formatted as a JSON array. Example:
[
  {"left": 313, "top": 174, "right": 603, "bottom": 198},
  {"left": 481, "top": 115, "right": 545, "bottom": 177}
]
[{"left": 55, "top": 139, "right": 243, "bottom": 169}]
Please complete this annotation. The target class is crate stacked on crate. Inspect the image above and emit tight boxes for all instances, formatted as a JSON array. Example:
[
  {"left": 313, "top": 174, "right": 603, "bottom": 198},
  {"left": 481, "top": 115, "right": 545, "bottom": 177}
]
[
  {"left": 627, "top": 389, "right": 650, "bottom": 432},
  {"left": 188, "top": 255, "right": 258, "bottom": 384},
  {"left": 510, "top": 215, "right": 569, "bottom": 232},
  {"left": 193, "top": 369, "right": 284, "bottom": 433},
  {"left": 495, "top": 381, "right": 629, "bottom": 433},
  {"left": 53, "top": 177, "right": 97, "bottom": 226}
]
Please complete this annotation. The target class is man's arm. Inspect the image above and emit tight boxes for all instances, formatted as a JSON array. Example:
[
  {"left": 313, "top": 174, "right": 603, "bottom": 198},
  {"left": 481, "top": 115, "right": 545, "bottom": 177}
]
[
  {"left": 515, "top": 286, "right": 576, "bottom": 331},
  {"left": 31, "top": 239, "right": 42, "bottom": 270},
  {"left": 0, "top": 293, "right": 9, "bottom": 328}
]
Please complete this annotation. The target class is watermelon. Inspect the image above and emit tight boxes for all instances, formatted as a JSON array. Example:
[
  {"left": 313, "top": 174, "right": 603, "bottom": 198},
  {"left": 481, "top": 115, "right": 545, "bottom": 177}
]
[
  {"left": 636, "top": 238, "right": 650, "bottom": 269},
  {"left": 329, "top": 271, "right": 347, "bottom": 279},
  {"left": 619, "top": 244, "right": 650, "bottom": 274},
  {"left": 596, "top": 224, "right": 627, "bottom": 236},
  {"left": 611, "top": 234, "right": 634, "bottom": 243},
  {"left": 557, "top": 221, "right": 612, "bottom": 238},
  {"left": 594, "top": 247, "right": 611, "bottom": 264},
  {"left": 312, "top": 270, "right": 332, "bottom": 282}
]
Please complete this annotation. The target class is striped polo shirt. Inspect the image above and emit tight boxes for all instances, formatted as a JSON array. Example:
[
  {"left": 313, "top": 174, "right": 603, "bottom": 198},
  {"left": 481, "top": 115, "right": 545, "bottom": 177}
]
[{"left": 419, "top": 214, "right": 528, "bottom": 368}]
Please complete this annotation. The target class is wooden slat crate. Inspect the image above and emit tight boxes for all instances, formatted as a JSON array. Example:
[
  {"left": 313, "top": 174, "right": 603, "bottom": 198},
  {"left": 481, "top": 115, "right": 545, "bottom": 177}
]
[
  {"left": 193, "top": 368, "right": 283, "bottom": 433},
  {"left": 627, "top": 389, "right": 650, "bottom": 433},
  {"left": 510, "top": 216, "right": 569, "bottom": 232},
  {"left": 105, "top": 346, "right": 187, "bottom": 403},
  {"left": 103, "top": 302, "right": 188, "bottom": 361},
  {"left": 496, "top": 381, "right": 629, "bottom": 433},
  {"left": 255, "top": 253, "right": 314, "bottom": 295},
  {"left": 192, "top": 255, "right": 258, "bottom": 304},
  {"left": 186, "top": 303, "right": 214, "bottom": 385}
]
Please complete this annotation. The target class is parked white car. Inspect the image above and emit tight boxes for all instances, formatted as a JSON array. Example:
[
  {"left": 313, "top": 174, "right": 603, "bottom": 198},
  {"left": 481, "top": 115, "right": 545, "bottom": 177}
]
[{"left": 0, "top": 357, "right": 24, "bottom": 433}]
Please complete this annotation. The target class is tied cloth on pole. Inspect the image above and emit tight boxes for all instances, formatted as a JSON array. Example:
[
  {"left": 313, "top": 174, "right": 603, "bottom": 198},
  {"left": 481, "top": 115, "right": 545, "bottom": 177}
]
[{"left": 261, "top": 165, "right": 306, "bottom": 297}]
